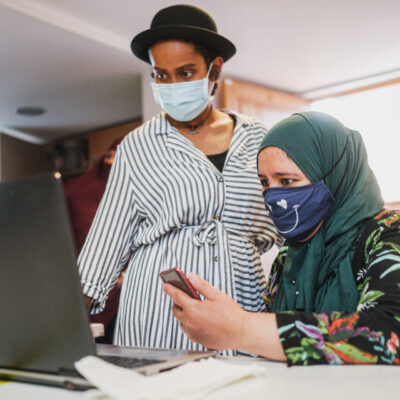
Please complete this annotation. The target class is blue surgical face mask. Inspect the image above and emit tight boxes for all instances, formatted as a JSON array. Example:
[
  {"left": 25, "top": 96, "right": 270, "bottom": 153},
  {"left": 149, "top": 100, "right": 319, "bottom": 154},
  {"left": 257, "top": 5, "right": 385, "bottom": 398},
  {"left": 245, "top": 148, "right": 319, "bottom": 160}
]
[
  {"left": 263, "top": 180, "right": 334, "bottom": 241},
  {"left": 151, "top": 64, "right": 214, "bottom": 122}
]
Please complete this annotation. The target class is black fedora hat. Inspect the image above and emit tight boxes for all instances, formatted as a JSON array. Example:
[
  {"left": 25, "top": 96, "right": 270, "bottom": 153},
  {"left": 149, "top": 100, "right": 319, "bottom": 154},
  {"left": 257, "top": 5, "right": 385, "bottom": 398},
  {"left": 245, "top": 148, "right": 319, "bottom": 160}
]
[{"left": 131, "top": 4, "right": 236, "bottom": 64}]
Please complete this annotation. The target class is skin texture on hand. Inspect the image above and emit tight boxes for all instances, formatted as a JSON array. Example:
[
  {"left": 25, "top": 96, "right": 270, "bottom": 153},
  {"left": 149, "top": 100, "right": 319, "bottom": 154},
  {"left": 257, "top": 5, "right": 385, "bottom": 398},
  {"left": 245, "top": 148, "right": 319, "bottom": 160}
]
[{"left": 163, "top": 273, "right": 286, "bottom": 361}]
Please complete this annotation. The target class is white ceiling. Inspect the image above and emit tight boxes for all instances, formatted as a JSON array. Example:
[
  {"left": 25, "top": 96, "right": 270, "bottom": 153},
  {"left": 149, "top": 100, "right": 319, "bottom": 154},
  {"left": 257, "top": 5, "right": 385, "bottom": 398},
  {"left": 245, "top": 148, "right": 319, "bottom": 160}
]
[{"left": 1, "top": 0, "right": 400, "bottom": 144}]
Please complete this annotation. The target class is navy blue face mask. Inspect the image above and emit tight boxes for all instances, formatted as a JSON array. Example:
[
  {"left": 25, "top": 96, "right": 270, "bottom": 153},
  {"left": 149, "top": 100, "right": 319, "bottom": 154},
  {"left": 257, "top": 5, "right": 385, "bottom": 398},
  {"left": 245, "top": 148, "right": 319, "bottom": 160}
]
[{"left": 263, "top": 180, "right": 334, "bottom": 241}]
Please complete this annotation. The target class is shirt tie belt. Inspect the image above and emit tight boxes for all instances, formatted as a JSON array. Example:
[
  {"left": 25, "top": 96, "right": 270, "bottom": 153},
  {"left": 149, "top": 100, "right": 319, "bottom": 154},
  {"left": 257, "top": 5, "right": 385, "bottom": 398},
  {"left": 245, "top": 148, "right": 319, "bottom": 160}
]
[{"left": 191, "top": 219, "right": 254, "bottom": 247}]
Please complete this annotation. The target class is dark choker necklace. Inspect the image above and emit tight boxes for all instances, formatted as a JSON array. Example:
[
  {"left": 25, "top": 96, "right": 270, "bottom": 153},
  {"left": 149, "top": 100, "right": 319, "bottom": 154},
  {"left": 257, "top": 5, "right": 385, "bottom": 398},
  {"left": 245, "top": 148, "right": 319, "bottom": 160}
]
[{"left": 186, "top": 106, "right": 213, "bottom": 135}]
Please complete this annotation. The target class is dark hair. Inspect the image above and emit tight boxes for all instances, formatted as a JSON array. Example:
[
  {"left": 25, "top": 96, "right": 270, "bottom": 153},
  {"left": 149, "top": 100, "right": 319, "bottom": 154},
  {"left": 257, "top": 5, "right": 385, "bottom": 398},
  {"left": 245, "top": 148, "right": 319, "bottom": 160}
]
[
  {"left": 150, "top": 39, "right": 220, "bottom": 94},
  {"left": 193, "top": 42, "right": 220, "bottom": 95},
  {"left": 193, "top": 43, "right": 217, "bottom": 68}
]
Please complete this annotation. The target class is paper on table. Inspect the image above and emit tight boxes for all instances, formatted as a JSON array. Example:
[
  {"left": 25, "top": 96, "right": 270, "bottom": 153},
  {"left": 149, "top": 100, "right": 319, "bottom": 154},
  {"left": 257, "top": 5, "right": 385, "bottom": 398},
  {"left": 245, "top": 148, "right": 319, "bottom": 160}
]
[{"left": 75, "top": 356, "right": 266, "bottom": 400}]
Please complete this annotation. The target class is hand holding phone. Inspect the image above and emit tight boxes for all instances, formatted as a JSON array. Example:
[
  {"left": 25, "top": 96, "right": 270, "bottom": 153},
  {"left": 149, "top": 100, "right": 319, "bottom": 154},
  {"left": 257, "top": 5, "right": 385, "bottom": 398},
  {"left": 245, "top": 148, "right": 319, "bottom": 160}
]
[{"left": 159, "top": 267, "right": 201, "bottom": 300}]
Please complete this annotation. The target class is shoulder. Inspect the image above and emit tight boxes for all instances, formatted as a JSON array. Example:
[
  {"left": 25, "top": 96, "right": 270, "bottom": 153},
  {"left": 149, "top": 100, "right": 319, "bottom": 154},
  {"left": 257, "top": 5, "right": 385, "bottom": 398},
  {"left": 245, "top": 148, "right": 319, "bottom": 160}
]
[
  {"left": 356, "top": 210, "right": 400, "bottom": 244},
  {"left": 119, "top": 113, "right": 166, "bottom": 154},
  {"left": 373, "top": 209, "right": 400, "bottom": 230},
  {"left": 226, "top": 111, "right": 268, "bottom": 152},
  {"left": 236, "top": 112, "right": 266, "bottom": 127},
  {"left": 354, "top": 210, "right": 400, "bottom": 314},
  {"left": 227, "top": 110, "right": 268, "bottom": 133},
  {"left": 355, "top": 209, "right": 400, "bottom": 268},
  {"left": 364, "top": 209, "right": 400, "bottom": 245}
]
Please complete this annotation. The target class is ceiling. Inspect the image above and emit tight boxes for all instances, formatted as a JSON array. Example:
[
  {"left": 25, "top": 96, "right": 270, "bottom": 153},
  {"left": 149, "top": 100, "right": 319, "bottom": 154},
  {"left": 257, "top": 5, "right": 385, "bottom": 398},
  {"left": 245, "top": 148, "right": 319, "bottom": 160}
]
[{"left": 1, "top": 0, "right": 400, "bottom": 144}]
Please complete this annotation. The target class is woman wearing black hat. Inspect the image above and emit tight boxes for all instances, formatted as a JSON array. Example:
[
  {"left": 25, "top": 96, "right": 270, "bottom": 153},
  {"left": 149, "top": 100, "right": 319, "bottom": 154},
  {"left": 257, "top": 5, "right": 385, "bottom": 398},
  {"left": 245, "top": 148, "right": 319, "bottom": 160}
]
[{"left": 78, "top": 4, "right": 280, "bottom": 352}]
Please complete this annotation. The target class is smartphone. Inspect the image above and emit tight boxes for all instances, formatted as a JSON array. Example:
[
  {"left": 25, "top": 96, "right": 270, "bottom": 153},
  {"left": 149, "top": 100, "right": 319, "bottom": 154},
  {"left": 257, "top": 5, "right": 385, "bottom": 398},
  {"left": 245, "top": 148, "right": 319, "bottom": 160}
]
[{"left": 159, "top": 267, "right": 201, "bottom": 300}]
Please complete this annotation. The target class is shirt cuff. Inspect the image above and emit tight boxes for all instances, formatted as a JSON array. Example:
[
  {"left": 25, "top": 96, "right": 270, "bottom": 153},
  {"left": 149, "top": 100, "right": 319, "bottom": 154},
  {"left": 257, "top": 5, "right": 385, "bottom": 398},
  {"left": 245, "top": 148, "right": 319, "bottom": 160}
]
[{"left": 81, "top": 281, "right": 109, "bottom": 314}]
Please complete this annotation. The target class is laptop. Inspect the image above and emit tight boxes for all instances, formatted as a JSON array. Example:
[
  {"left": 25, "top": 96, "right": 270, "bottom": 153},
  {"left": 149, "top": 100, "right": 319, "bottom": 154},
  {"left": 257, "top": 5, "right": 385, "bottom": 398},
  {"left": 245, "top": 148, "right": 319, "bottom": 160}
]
[{"left": 0, "top": 172, "right": 214, "bottom": 390}]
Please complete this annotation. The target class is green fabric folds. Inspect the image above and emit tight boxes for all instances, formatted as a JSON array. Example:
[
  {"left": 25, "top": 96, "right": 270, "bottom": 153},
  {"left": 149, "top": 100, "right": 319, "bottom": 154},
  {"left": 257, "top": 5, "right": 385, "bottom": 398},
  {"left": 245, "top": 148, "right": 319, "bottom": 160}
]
[{"left": 258, "top": 112, "right": 384, "bottom": 313}]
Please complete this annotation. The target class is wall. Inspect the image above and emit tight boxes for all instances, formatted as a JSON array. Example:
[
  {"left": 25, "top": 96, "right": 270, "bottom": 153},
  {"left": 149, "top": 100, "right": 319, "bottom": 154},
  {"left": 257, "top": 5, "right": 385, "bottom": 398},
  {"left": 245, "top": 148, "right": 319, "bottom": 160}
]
[
  {"left": 141, "top": 73, "right": 161, "bottom": 123},
  {"left": 0, "top": 133, "right": 48, "bottom": 182},
  {"left": 312, "top": 82, "right": 400, "bottom": 202},
  {"left": 88, "top": 120, "right": 142, "bottom": 167},
  {"left": 220, "top": 77, "right": 310, "bottom": 129}
]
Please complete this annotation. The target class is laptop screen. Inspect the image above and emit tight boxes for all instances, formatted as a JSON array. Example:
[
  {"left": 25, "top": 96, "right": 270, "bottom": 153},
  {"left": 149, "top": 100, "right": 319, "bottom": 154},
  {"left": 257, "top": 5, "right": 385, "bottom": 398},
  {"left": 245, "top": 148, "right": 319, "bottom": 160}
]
[{"left": 0, "top": 173, "right": 95, "bottom": 374}]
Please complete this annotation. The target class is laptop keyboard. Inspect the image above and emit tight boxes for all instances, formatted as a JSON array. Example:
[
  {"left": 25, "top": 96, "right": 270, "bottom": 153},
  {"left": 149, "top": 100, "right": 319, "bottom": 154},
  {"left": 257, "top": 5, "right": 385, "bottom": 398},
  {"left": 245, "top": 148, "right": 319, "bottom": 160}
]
[{"left": 99, "top": 355, "right": 163, "bottom": 369}]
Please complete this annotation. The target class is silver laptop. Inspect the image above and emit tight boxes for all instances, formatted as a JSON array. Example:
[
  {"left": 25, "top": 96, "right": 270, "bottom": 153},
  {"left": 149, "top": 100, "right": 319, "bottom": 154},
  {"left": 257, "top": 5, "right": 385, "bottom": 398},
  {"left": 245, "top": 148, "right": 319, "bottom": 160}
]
[{"left": 0, "top": 172, "right": 214, "bottom": 390}]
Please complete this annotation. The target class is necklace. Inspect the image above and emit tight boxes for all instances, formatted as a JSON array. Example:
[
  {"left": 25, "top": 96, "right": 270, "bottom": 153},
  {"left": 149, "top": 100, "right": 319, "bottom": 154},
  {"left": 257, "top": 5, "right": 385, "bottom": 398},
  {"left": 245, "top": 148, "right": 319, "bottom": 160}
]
[{"left": 186, "top": 106, "right": 213, "bottom": 135}]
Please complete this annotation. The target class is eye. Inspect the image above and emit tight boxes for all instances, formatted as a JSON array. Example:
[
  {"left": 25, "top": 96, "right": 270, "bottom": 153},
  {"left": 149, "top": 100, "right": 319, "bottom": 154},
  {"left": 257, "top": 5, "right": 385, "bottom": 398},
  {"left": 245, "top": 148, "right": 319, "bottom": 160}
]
[
  {"left": 259, "top": 178, "right": 269, "bottom": 188},
  {"left": 280, "top": 178, "right": 294, "bottom": 186},
  {"left": 181, "top": 70, "right": 194, "bottom": 79},
  {"left": 153, "top": 70, "right": 167, "bottom": 81}
]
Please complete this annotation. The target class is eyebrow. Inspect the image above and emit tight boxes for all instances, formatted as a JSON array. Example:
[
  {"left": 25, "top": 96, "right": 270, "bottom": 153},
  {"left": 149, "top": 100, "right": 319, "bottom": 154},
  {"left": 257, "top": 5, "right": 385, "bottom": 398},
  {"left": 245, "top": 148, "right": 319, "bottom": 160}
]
[
  {"left": 258, "top": 172, "right": 302, "bottom": 178},
  {"left": 153, "top": 63, "right": 197, "bottom": 72},
  {"left": 273, "top": 172, "right": 302, "bottom": 177}
]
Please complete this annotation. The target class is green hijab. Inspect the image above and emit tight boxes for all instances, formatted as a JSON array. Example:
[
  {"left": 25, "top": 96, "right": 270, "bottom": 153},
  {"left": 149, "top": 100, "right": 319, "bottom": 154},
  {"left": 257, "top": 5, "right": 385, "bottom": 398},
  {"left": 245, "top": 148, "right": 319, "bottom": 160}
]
[{"left": 258, "top": 112, "right": 383, "bottom": 313}]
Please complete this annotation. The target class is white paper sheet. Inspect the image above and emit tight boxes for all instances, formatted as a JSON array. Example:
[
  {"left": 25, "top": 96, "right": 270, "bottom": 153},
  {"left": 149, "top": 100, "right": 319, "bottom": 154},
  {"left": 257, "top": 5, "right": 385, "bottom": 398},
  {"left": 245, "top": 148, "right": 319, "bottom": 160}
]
[{"left": 75, "top": 356, "right": 266, "bottom": 400}]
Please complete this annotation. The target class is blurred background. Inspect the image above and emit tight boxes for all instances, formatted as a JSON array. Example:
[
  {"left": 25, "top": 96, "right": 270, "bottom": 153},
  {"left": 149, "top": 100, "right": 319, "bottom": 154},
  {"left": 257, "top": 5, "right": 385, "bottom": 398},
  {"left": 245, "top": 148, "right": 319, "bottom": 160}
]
[
  {"left": 1, "top": 0, "right": 400, "bottom": 204},
  {"left": 2, "top": 0, "right": 400, "bottom": 339}
]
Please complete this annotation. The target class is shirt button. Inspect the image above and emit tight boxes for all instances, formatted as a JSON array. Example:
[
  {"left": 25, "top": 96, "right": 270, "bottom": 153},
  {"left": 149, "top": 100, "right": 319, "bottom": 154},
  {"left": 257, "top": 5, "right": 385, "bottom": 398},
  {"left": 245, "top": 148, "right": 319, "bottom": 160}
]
[
  {"left": 292, "top": 280, "right": 296, "bottom": 285},
  {"left": 295, "top": 291, "right": 300, "bottom": 296},
  {"left": 213, "top": 256, "right": 218, "bottom": 262},
  {"left": 218, "top": 177, "right": 224, "bottom": 182},
  {"left": 214, "top": 216, "right": 220, "bottom": 221}
]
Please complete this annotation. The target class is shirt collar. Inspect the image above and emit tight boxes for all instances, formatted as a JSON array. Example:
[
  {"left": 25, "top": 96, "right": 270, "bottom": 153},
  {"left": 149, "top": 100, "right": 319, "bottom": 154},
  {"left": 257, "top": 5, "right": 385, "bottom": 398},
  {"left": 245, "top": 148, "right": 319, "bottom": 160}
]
[
  {"left": 152, "top": 110, "right": 252, "bottom": 136},
  {"left": 223, "top": 110, "right": 253, "bottom": 129},
  {"left": 151, "top": 112, "right": 171, "bottom": 135}
]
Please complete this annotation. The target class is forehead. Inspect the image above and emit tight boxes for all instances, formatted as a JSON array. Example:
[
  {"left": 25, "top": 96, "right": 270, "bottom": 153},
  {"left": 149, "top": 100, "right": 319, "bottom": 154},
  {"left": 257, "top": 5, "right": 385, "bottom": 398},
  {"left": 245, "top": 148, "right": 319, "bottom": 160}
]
[
  {"left": 149, "top": 39, "right": 204, "bottom": 67},
  {"left": 258, "top": 146, "right": 301, "bottom": 174}
]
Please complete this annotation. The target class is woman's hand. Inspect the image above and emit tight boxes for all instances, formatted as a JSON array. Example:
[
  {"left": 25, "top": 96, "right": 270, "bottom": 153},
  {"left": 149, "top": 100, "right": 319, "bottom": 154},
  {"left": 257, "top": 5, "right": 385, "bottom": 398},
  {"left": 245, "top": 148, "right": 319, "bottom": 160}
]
[
  {"left": 163, "top": 273, "right": 286, "bottom": 361},
  {"left": 163, "top": 273, "right": 246, "bottom": 350}
]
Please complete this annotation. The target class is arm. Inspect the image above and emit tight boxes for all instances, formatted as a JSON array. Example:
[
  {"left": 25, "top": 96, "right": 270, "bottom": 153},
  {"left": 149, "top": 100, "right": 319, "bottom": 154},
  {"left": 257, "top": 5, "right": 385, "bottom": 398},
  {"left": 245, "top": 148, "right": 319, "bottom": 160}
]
[
  {"left": 275, "top": 214, "right": 400, "bottom": 365},
  {"left": 163, "top": 273, "right": 286, "bottom": 361},
  {"left": 78, "top": 148, "right": 140, "bottom": 313},
  {"left": 164, "top": 213, "right": 400, "bottom": 364}
]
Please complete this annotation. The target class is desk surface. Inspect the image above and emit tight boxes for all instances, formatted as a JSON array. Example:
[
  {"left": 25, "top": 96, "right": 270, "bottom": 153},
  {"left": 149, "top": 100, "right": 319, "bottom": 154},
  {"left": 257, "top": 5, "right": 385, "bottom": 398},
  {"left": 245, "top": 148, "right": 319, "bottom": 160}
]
[{"left": 1, "top": 358, "right": 399, "bottom": 400}]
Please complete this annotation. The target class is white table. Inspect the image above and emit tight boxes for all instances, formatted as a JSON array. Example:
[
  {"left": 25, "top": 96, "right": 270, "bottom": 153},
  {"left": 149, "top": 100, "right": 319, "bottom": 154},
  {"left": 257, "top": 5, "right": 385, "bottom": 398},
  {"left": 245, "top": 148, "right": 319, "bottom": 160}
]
[{"left": 1, "top": 357, "right": 399, "bottom": 399}]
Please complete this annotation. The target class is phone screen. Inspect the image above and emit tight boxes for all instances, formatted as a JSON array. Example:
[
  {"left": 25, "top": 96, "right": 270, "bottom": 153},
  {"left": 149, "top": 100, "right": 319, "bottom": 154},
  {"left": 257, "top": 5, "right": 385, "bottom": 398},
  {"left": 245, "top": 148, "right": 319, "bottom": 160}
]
[{"left": 159, "top": 268, "right": 200, "bottom": 300}]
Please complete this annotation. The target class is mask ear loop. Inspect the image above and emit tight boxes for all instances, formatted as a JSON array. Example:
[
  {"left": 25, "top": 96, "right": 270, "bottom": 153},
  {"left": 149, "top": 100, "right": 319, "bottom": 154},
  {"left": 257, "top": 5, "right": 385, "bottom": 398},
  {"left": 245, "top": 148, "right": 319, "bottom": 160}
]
[
  {"left": 322, "top": 135, "right": 350, "bottom": 197},
  {"left": 206, "top": 62, "right": 217, "bottom": 99},
  {"left": 206, "top": 62, "right": 214, "bottom": 78}
]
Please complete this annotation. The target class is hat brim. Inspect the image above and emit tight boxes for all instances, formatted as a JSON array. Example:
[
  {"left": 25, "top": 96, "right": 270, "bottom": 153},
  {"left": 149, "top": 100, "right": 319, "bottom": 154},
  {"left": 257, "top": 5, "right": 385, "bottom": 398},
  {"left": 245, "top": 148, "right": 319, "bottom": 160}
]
[{"left": 131, "top": 25, "right": 236, "bottom": 64}]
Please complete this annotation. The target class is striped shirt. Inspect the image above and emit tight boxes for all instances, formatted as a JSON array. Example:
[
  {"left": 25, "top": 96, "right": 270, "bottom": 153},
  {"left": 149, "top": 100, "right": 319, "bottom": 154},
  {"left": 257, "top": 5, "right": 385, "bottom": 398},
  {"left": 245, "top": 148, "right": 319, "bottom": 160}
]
[{"left": 78, "top": 111, "right": 280, "bottom": 352}]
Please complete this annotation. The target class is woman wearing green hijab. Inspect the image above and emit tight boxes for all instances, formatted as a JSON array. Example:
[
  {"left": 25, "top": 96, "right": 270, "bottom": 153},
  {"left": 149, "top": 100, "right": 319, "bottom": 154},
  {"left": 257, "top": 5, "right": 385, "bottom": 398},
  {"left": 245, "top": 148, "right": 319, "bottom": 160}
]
[{"left": 164, "top": 111, "right": 400, "bottom": 365}]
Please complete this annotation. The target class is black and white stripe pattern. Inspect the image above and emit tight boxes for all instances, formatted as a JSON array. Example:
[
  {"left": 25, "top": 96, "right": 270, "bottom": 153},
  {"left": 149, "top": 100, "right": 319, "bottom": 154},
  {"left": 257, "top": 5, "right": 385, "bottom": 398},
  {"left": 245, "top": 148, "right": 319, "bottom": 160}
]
[{"left": 78, "top": 111, "right": 279, "bottom": 351}]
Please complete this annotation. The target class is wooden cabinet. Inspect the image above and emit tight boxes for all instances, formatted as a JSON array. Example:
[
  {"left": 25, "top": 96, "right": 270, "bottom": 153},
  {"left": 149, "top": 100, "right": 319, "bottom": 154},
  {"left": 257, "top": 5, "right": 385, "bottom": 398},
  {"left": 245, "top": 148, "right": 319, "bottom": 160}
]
[
  {"left": 88, "top": 120, "right": 142, "bottom": 167},
  {"left": 0, "top": 134, "right": 48, "bottom": 182},
  {"left": 0, "top": 119, "right": 143, "bottom": 182},
  {"left": 219, "top": 77, "right": 309, "bottom": 129},
  {"left": 385, "top": 202, "right": 400, "bottom": 210}
]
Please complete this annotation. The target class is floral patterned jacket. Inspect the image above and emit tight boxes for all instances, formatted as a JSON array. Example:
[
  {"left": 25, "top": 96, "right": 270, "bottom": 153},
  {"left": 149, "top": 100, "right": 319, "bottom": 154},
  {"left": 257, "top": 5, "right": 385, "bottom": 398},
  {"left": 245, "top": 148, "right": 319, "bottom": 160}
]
[{"left": 263, "top": 210, "right": 400, "bottom": 365}]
